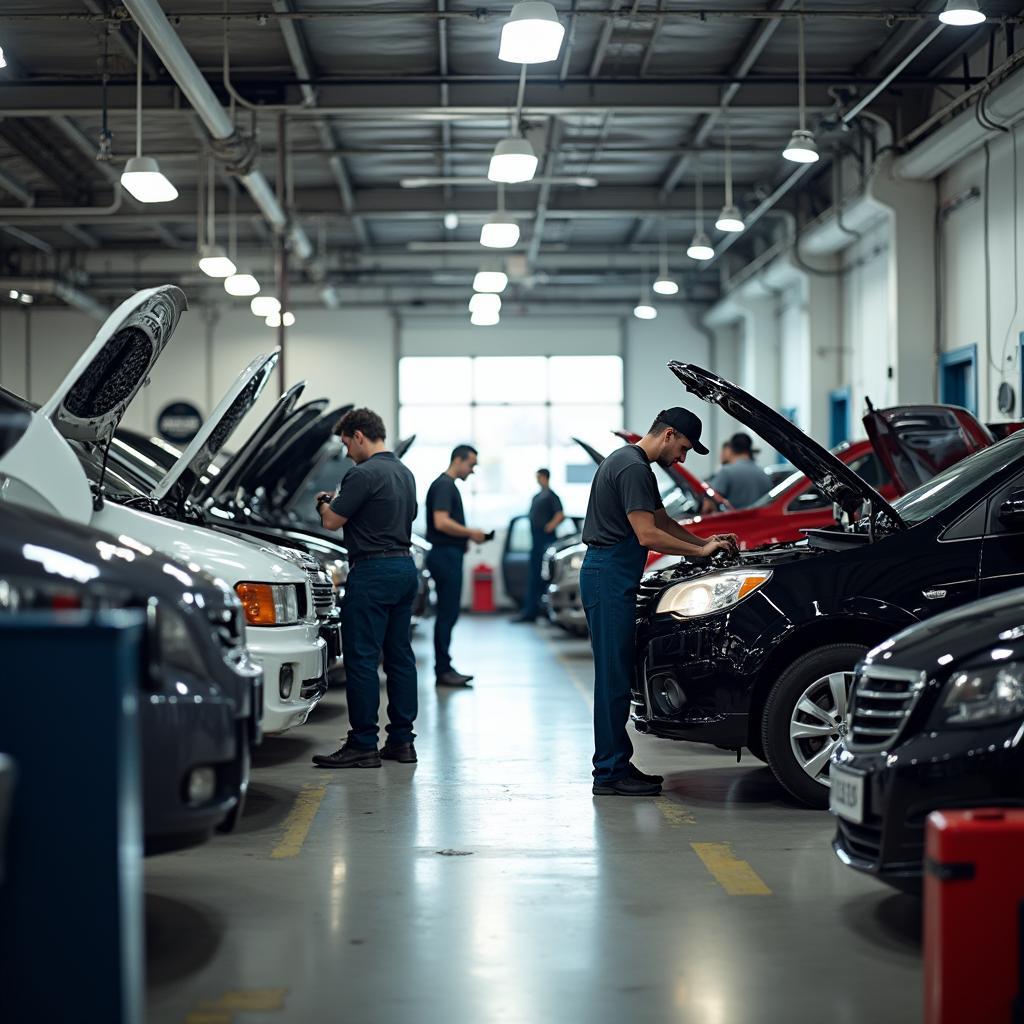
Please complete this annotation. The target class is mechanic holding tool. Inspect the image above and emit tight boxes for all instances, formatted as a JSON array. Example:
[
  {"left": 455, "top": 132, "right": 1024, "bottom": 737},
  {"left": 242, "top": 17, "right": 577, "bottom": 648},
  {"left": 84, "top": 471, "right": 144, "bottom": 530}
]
[
  {"left": 312, "top": 408, "right": 420, "bottom": 769},
  {"left": 581, "top": 408, "right": 738, "bottom": 797}
]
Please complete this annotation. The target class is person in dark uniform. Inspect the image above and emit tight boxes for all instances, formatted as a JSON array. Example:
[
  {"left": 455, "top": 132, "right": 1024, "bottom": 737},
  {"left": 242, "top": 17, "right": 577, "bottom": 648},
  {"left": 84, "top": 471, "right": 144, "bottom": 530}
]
[
  {"left": 581, "top": 409, "right": 737, "bottom": 796},
  {"left": 425, "top": 444, "right": 489, "bottom": 688},
  {"left": 311, "top": 408, "right": 420, "bottom": 768},
  {"left": 514, "top": 468, "right": 565, "bottom": 622}
]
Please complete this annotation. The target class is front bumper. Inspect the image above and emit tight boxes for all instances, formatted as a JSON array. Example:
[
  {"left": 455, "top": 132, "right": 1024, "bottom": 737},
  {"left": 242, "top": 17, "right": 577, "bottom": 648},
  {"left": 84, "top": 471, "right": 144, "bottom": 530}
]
[
  {"left": 546, "top": 577, "right": 588, "bottom": 633},
  {"left": 248, "top": 620, "right": 327, "bottom": 734},
  {"left": 831, "top": 725, "right": 1024, "bottom": 890}
]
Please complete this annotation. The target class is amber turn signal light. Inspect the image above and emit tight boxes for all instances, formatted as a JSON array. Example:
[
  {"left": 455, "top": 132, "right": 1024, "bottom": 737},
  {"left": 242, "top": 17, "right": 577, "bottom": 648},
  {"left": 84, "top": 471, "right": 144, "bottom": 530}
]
[{"left": 235, "top": 582, "right": 278, "bottom": 625}]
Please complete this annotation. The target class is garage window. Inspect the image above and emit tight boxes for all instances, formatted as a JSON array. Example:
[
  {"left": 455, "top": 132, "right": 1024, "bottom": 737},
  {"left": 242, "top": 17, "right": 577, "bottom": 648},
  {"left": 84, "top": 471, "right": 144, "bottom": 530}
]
[{"left": 398, "top": 355, "right": 623, "bottom": 526}]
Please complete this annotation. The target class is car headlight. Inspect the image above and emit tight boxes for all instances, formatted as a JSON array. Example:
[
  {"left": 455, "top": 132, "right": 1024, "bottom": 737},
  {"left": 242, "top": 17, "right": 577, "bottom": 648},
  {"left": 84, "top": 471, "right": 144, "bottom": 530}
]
[
  {"left": 568, "top": 553, "right": 584, "bottom": 572},
  {"left": 654, "top": 570, "right": 772, "bottom": 618},
  {"left": 156, "top": 605, "right": 206, "bottom": 676},
  {"left": 937, "top": 662, "right": 1024, "bottom": 727},
  {"left": 234, "top": 582, "right": 300, "bottom": 626}
]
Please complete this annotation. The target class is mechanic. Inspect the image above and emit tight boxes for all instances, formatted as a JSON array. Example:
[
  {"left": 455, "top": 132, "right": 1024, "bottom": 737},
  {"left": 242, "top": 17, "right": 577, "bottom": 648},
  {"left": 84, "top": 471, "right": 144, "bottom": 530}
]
[
  {"left": 311, "top": 407, "right": 420, "bottom": 769},
  {"left": 581, "top": 408, "right": 737, "bottom": 797},
  {"left": 514, "top": 467, "right": 565, "bottom": 623},
  {"left": 701, "top": 431, "right": 772, "bottom": 512},
  {"left": 425, "top": 444, "right": 490, "bottom": 688}
]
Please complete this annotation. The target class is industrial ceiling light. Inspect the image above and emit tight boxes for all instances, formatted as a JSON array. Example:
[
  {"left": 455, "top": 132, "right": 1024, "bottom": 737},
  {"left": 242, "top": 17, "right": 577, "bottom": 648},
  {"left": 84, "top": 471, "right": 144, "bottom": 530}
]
[
  {"left": 652, "top": 225, "right": 678, "bottom": 295},
  {"left": 444, "top": 212, "right": 459, "bottom": 231},
  {"left": 7, "top": 289, "right": 18, "bottom": 300},
  {"left": 480, "top": 213, "right": 520, "bottom": 249},
  {"left": 715, "top": 115, "right": 746, "bottom": 233},
  {"left": 197, "top": 157, "right": 236, "bottom": 278},
  {"left": 473, "top": 269, "right": 509, "bottom": 293},
  {"left": 939, "top": 1, "right": 986, "bottom": 25},
  {"left": 499, "top": 1, "right": 565, "bottom": 64},
  {"left": 266, "top": 311, "right": 296, "bottom": 328},
  {"left": 120, "top": 33, "right": 177, "bottom": 203},
  {"left": 688, "top": 162, "right": 715, "bottom": 262},
  {"left": 488, "top": 137, "right": 539, "bottom": 184},
  {"left": 0, "top": 47, "right": 8, "bottom": 70},
  {"left": 469, "top": 292, "right": 502, "bottom": 314},
  {"left": 633, "top": 303, "right": 657, "bottom": 320},
  {"left": 783, "top": 14, "right": 819, "bottom": 165},
  {"left": 251, "top": 295, "right": 281, "bottom": 317},
  {"left": 224, "top": 272, "right": 260, "bottom": 297},
  {"left": 471, "top": 308, "right": 500, "bottom": 326},
  {"left": 18, "top": 292, "right": 33, "bottom": 305}
]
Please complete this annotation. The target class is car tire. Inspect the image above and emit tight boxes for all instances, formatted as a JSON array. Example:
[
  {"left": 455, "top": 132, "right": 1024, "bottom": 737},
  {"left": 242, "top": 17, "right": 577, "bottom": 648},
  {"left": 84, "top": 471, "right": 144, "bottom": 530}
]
[{"left": 760, "top": 643, "right": 867, "bottom": 809}]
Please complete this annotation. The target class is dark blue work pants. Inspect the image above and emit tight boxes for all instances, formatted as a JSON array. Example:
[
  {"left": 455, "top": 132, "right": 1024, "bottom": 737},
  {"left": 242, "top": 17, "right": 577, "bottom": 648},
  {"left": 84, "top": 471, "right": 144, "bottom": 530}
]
[
  {"left": 579, "top": 535, "right": 648, "bottom": 783},
  {"left": 520, "top": 528, "right": 548, "bottom": 619},
  {"left": 341, "top": 555, "right": 419, "bottom": 750},
  {"left": 425, "top": 545, "right": 464, "bottom": 677}
]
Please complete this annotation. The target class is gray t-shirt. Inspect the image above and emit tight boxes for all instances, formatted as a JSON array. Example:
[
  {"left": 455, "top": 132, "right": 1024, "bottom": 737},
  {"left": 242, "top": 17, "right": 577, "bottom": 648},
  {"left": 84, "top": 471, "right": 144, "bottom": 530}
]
[
  {"left": 708, "top": 459, "right": 773, "bottom": 509},
  {"left": 529, "top": 487, "right": 563, "bottom": 533},
  {"left": 582, "top": 445, "right": 663, "bottom": 547},
  {"left": 329, "top": 451, "right": 417, "bottom": 560}
]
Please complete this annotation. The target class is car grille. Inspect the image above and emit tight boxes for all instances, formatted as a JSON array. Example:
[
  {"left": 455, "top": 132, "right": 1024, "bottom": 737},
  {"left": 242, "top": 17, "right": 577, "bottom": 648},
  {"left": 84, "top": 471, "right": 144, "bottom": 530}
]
[
  {"left": 307, "top": 569, "right": 335, "bottom": 619},
  {"left": 847, "top": 665, "right": 926, "bottom": 752},
  {"left": 836, "top": 818, "right": 883, "bottom": 865},
  {"left": 634, "top": 577, "right": 665, "bottom": 618}
]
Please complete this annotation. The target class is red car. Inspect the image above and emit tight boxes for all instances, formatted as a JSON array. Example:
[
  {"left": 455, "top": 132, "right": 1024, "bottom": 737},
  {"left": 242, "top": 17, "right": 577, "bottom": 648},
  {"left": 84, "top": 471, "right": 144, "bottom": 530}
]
[{"left": 618, "top": 403, "right": 995, "bottom": 556}]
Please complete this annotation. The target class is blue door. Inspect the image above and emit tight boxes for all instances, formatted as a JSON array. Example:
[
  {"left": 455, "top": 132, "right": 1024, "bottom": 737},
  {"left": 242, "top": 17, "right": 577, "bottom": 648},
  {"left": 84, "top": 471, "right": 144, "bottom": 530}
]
[
  {"left": 829, "top": 388, "right": 851, "bottom": 448},
  {"left": 940, "top": 345, "right": 978, "bottom": 414}
]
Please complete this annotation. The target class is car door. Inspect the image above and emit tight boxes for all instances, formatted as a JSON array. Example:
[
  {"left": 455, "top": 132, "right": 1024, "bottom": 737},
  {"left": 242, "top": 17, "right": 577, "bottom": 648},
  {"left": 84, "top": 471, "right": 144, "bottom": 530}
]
[
  {"left": 978, "top": 468, "right": 1024, "bottom": 597},
  {"left": 502, "top": 515, "right": 533, "bottom": 605}
]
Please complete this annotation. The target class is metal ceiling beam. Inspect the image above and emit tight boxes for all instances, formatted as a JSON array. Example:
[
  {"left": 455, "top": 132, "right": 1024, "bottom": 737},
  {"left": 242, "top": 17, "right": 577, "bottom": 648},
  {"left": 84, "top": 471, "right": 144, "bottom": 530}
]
[
  {"left": 0, "top": 121, "right": 89, "bottom": 201},
  {"left": 0, "top": 226, "right": 54, "bottom": 254},
  {"left": 0, "top": 167, "right": 34, "bottom": 206},
  {"left": 857, "top": 1, "right": 946, "bottom": 79},
  {"left": 80, "top": 0, "right": 159, "bottom": 79},
  {"left": 62, "top": 223, "right": 100, "bottom": 249},
  {"left": 528, "top": 120, "right": 563, "bottom": 266}
]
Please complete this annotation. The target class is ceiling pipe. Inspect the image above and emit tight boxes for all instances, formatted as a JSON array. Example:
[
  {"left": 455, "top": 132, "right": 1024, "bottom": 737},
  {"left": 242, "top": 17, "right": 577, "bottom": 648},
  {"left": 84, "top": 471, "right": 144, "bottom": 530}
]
[
  {"left": 121, "top": 0, "right": 314, "bottom": 263},
  {"left": 0, "top": 278, "right": 109, "bottom": 320}
]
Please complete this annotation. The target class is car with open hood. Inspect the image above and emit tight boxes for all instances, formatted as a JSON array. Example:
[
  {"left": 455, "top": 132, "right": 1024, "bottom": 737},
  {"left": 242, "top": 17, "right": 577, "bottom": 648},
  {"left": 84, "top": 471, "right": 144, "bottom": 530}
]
[
  {"left": 631, "top": 363, "right": 1024, "bottom": 807},
  {"left": 0, "top": 451, "right": 261, "bottom": 855},
  {"left": 831, "top": 587, "right": 1024, "bottom": 893},
  {"left": 0, "top": 286, "right": 327, "bottom": 735}
]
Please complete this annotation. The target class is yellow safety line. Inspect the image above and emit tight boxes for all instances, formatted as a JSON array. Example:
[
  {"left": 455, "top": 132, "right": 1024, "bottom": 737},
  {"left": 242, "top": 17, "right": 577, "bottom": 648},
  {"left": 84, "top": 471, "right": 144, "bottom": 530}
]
[
  {"left": 270, "top": 783, "right": 327, "bottom": 859},
  {"left": 691, "top": 842, "right": 772, "bottom": 896},
  {"left": 186, "top": 987, "right": 288, "bottom": 1023},
  {"left": 656, "top": 798, "right": 696, "bottom": 826}
]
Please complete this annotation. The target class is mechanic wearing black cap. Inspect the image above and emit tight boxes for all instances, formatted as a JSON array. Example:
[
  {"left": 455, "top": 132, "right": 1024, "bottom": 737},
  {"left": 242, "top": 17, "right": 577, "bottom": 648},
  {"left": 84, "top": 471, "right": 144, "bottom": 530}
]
[{"left": 580, "top": 408, "right": 737, "bottom": 797}]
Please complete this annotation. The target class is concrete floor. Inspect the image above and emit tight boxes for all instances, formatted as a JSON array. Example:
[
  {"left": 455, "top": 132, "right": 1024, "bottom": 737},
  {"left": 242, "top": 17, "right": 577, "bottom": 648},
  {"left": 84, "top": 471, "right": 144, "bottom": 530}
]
[{"left": 146, "top": 616, "right": 922, "bottom": 1024}]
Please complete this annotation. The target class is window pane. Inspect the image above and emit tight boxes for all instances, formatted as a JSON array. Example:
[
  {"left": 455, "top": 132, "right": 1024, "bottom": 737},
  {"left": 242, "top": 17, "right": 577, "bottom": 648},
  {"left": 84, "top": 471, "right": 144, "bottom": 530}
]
[
  {"left": 550, "top": 356, "right": 622, "bottom": 404},
  {"left": 399, "top": 404, "right": 472, "bottom": 447},
  {"left": 549, "top": 404, "right": 623, "bottom": 452},
  {"left": 473, "top": 405, "right": 548, "bottom": 450},
  {"left": 399, "top": 357, "right": 472, "bottom": 404},
  {"left": 473, "top": 357, "right": 548, "bottom": 404}
]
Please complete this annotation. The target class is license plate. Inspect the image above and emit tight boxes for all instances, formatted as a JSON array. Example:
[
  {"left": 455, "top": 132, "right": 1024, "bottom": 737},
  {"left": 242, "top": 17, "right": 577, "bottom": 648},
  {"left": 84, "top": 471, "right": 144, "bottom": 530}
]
[{"left": 830, "top": 766, "right": 865, "bottom": 824}]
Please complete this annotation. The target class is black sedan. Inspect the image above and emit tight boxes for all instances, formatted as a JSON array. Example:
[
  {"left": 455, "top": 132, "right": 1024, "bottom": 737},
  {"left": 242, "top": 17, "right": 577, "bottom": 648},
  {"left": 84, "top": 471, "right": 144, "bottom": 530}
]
[
  {"left": 632, "top": 363, "right": 1024, "bottom": 807},
  {"left": 832, "top": 586, "right": 1024, "bottom": 892},
  {"left": 0, "top": 500, "right": 262, "bottom": 854}
]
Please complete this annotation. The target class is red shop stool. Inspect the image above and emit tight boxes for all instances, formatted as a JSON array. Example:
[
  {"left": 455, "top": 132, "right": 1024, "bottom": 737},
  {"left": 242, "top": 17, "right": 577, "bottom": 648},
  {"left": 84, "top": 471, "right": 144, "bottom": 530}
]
[
  {"left": 924, "top": 808, "right": 1024, "bottom": 1024},
  {"left": 471, "top": 563, "right": 496, "bottom": 614}
]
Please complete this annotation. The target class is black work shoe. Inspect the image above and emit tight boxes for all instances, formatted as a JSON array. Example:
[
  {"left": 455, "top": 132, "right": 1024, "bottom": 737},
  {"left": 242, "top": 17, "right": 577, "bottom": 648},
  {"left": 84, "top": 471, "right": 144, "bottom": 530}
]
[
  {"left": 312, "top": 743, "right": 381, "bottom": 769},
  {"left": 381, "top": 742, "right": 417, "bottom": 763},
  {"left": 592, "top": 775, "right": 662, "bottom": 797},
  {"left": 628, "top": 763, "right": 664, "bottom": 785},
  {"left": 436, "top": 670, "right": 473, "bottom": 688}
]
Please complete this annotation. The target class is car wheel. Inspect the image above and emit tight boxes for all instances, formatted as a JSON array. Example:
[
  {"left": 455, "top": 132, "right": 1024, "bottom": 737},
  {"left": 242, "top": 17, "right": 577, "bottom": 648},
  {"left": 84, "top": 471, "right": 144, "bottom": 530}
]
[{"left": 760, "top": 643, "right": 866, "bottom": 808}]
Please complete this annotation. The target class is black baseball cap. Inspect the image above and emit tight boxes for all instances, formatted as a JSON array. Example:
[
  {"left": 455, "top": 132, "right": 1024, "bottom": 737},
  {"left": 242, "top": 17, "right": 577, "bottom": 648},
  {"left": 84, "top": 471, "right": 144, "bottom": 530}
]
[{"left": 657, "top": 407, "right": 709, "bottom": 455}]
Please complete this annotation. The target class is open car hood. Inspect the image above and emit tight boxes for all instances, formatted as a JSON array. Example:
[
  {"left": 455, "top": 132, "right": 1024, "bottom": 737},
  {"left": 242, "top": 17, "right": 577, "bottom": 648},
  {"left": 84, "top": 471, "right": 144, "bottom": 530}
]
[
  {"left": 201, "top": 379, "right": 305, "bottom": 505},
  {"left": 42, "top": 285, "right": 186, "bottom": 447},
  {"left": 863, "top": 403, "right": 993, "bottom": 495},
  {"left": 572, "top": 436, "right": 606, "bottom": 465},
  {"left": 394, "top": 435, "right": 416, "bottom": 461},
  {"left": 152, "top": 351, "right": 279, "bottom": 507},
  {"left": 265, "top": 405, "right": 351, "bottom": 511},
  {"left": 669, "top": 362, "right": 905, "bottom": 526}
]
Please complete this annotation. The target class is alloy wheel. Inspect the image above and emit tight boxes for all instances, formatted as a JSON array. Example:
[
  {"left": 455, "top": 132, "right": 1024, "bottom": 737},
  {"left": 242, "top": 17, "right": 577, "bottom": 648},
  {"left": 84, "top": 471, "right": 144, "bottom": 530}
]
[{"left": 788, "top": 671, "right": 853, "bottom": 788}]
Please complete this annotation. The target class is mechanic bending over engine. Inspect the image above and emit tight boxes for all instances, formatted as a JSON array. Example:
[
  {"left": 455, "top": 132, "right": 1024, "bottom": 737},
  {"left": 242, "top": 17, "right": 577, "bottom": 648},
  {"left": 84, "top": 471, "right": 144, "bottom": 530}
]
[{"left": 580, "top": 408, "right": 738, "bottom": 797}]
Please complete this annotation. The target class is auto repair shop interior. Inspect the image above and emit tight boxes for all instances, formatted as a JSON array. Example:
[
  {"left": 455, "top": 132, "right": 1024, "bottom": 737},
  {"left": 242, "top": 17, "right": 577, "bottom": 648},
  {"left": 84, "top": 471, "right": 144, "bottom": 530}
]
[{"left": 2, "top": 2, "right": 1024, "bottom": 1022}]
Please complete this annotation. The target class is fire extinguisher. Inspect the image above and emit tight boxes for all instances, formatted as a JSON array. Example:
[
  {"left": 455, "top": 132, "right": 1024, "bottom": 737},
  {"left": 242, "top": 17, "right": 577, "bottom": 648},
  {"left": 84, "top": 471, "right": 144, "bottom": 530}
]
[{"left": 471, "top": 563, "right": 496, "bottom": 613}]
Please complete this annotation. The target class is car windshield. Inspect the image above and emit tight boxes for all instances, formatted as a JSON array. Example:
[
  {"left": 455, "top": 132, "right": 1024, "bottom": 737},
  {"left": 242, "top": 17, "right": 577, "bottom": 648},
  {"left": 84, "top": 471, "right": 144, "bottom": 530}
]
[
  {"left": 889, "top": 432, "right": 1024, "bottom": 525},
  {"left": 745, "top": 443, "right": 852, "bottom": 509},
  {"left": 0, "top": 388, "right": 31, "bottom": 456}
]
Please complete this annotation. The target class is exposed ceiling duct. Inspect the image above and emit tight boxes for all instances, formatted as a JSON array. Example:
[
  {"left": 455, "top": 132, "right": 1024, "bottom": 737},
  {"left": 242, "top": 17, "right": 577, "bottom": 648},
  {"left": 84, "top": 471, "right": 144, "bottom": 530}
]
[{"left": 0, "top": 278, "right": 108, "bottom": 320}]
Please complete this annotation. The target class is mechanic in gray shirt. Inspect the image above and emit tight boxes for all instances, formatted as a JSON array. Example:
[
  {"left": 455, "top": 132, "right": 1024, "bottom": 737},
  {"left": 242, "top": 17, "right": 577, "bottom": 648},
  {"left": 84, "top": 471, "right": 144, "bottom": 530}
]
[{"left": 704, "top": 432, "right": 773, "bottom": 511}]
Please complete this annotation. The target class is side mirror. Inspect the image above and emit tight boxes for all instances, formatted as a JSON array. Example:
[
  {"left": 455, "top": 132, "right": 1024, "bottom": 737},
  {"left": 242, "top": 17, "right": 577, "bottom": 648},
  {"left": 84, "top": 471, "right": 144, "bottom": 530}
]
[{"left": 999, "top": 488, "right": 1024, "bottom": 529}]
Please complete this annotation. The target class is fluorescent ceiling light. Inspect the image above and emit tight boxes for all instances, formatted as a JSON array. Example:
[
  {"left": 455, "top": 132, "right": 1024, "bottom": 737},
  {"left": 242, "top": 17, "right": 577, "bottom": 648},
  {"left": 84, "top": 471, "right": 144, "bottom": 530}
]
[
  {"left": 224, "top": 272, "right": 260, "bottom": 297},
  {"left": 782, "top": 129, "right": 820, "bottom": 164},
  {"left": 652, "top": 278, "right": 679, "bottom": 296},
  {"left": 120, "top": 156, "right": 178, "bottom": 203},
  {"left": 715, "top": 205, "right": 746, "bottom": 233},
  {"left": 488, "top": 137, "right": 539, "bottom": 184},
  {"left": 471, "top": 308, "right": 500, "bottom": 326},
  {"left": 480, "top": 214, "right": 520, "bottom": 249},
  {"left": 444, "top": 212, "right": 459, "bottom": 230},
  {"left": 198, "top": 244, "right": 236, "bottom": 278},
  {"left": 939, "top": 1, "right": 986, "bottom": 25},
  {"left": 250, "top": 295, "right": 281, "bottom": 317},
  {"left": 499, "top": 1, "right": 565, "bottom": 64},
  {"left": 7, "top": 289, "right": 18, "bottom": 300},
  {"left": 469, "top": 292, "right": 502, "bottom": 314},
  {"left": 633, "top": 304, "right": 657, "bottom": 320},
  {"left": 687, "top": 232, "right": 715, "bottom": 262},
  {"left": 266, "top": 311, "right": 296, "bottom": 328},
  {"left": 18, "top": 292, "right": 33, "bottom": 305},
  {"left": 473, "top": 269, "right": 509, "bottom": 293}
]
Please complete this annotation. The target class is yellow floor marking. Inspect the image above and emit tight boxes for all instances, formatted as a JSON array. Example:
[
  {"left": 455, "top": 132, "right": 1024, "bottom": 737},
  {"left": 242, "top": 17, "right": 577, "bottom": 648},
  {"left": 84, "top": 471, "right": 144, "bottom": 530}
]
[
  {"left": 270, "top": 783, "right": 327, "bottom": 859},
  {"left": 691, "top": 842, "right": 772, "bottom": 896},
  {"left": 656, "top": 798, "right": 696, "bottom": 826},
  {"left": 186, "top": 988, "right": 288, "bottom": 1023}
]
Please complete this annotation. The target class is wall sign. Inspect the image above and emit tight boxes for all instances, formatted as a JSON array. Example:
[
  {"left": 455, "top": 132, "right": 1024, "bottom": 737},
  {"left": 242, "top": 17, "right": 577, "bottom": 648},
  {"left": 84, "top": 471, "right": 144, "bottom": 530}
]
[{"left": 156, "top": 401, "right": 203, "bottom": 444}]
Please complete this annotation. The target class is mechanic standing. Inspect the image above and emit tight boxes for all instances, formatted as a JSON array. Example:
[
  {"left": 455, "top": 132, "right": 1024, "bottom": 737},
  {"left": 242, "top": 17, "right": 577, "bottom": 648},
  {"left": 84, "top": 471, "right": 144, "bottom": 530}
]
[
  {"left": 425, "top": 444, "right": 489, "bottom": 688},
  {"left": 514, "top": 467, "right": 565, "bottom": 623},
  {"left": 312, "top": 408, "right": 420, "bottom": 768},
  {"left": 702, "top": 431, "right": 772, "bottom": 512},
  {"left": 581, "top": 409, "right": 737, "bottom": 796}
]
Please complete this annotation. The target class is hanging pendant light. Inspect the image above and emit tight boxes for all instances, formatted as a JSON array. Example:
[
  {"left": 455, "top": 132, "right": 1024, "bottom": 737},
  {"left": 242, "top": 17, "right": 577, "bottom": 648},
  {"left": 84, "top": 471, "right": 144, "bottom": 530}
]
[
  {"left": 715, "top": 115, "right": 746, "bottom": 233},
  {"left": 652, "top": 224, "right": 678, "bottom": 295},
  {"left": 198, "top": 156, "right": 236, "bottom": 277},
  {"left": 265, "top": 311, "right": 296, "bottom": 328},
  {"left": 499, "top": 1, "right": 565, "bottom": 64},
  {"left": 471, "top": 308, "right": 501, "bottom": 326},
  {"left": 469, "top": 293, "right": 502, "bottom": 315},
  {"left": 633, "top": 265, "right": 657, "bottom": 319},
  {"left": 444, "top": 212, "right": 459, "bottom": 231},
  {"left": 120, "top": 33, "right": 177, "bottom": 203},
  {"left": 473, "top": 268, "right": 509, "bottom": 293},
  {"left": 481, "top": 188, "right": 520, "bottom": 248},
  {"left": 488, "top": 137, "right": 539, "bottom": 184},
  {"left": 222, "top": 170, "right": 259, "bottom": 296},
  {"left": 783, "top": 14, "right": 819, "bottom": 165},
  {"left": 687, "top": 162, "right": 715, "bottom": 262},
  {"left": 251, "top": 295, "right": 281, "bottom": 317},
  {"left": 225, "top": 273, "right": 260, "bottom": 297},
  {"left": 939, "top": 1, "right": 986, "bottom": 26}
]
